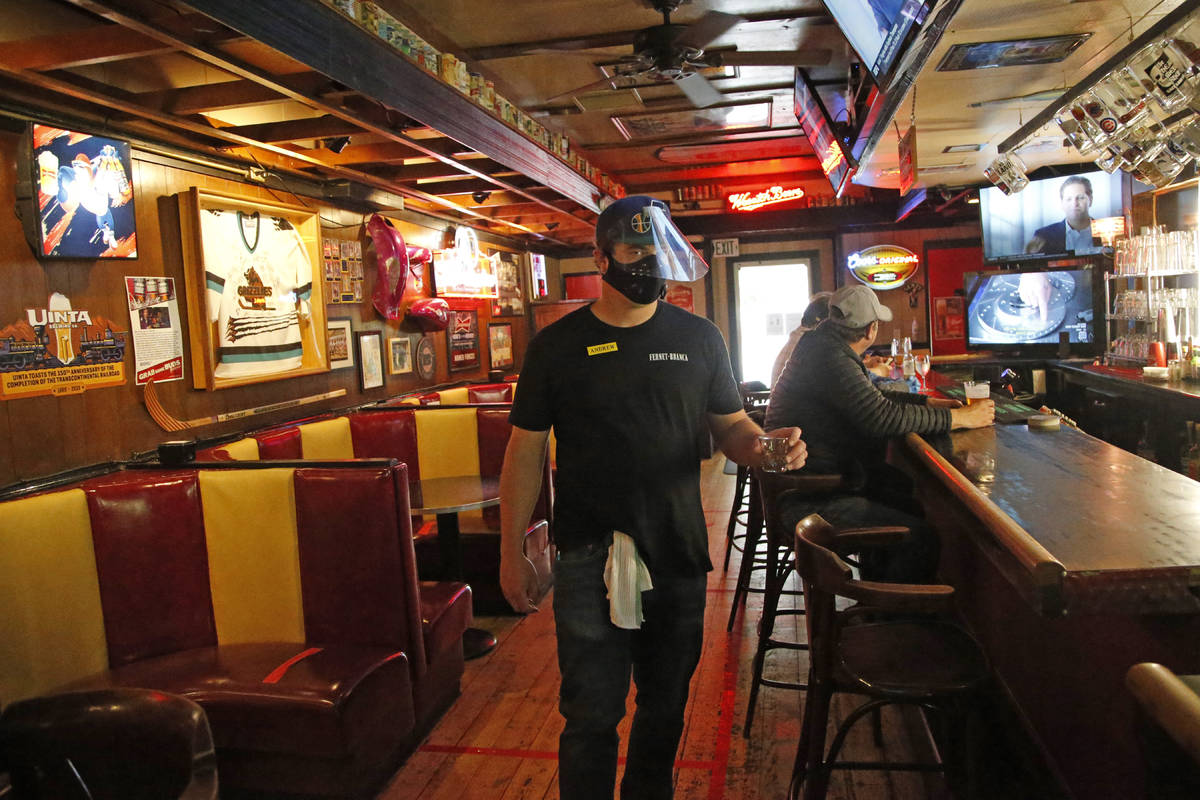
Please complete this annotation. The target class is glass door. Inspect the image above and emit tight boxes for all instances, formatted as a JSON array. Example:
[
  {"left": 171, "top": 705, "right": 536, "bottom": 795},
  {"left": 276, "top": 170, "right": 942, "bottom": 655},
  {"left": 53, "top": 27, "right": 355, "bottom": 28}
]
[{"left": 734, "top": 259, "right": 812, "bottom": 386}]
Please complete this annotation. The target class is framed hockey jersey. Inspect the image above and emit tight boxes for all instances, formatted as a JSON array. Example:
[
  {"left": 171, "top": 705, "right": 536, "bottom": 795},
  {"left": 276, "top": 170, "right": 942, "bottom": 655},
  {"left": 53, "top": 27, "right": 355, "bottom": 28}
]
[{"left": 177, "top": 188, "right": 328, "bottom": 390}]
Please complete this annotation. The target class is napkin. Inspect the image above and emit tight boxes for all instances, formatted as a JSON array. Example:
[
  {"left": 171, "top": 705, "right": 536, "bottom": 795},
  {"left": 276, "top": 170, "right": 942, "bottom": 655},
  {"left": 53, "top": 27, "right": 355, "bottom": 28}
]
[{"left": 604, "top": 531, "right": 654, "bottom": 629}]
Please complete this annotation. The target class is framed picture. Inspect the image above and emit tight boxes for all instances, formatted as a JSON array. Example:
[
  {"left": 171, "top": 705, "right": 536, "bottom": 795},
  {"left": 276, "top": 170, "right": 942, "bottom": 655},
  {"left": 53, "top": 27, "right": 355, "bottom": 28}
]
[
  {"left": 488, "top": 322, "right": 514, "bottom": 370},
  {"left": 448, "top": 309, "right": 480, "bottom": 372},
  {"left": 529, "top": 252, "right": 549, "bottom": 300},
  {"left": 936, "top": 34, "right": 1091, "bottom": 72},
  {"left": 177, "top": 188, "right": 328, "bottom": 390},
  {"left": 30, "top": 123, "right": 138, "bottom": 259},
  {"left": 356, "top": 331, "right": 384, "bottom": 390},
  {"left": 611, "top": 100, "right": 772, "bottom": 141},
  {"left": 415, "top": 335, "right": 436, "bottom": 380},
  {"left": 491, "top": 251, "right": 525, "bottom": 316},
  {"left": 388, "top": 336, "right": 413, "bottom": 375},
  {"left": 327, "top": 318, "right": 354, "bottom": 370}
]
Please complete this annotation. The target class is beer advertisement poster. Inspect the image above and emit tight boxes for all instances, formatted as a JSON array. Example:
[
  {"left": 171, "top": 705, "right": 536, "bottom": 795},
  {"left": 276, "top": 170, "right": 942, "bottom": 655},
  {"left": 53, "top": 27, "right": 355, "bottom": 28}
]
[
  {"left": 32, "top": 124, "right": 138, "bottom": 259},
  {"left": 0, "top": 292, "right": 127, "bottom": 400},
  {"left": 125, "top": 276, "right": 184, "bottom": 386},
  {"left": 448, "top": 309, "right": 480, "bottom": 372}
]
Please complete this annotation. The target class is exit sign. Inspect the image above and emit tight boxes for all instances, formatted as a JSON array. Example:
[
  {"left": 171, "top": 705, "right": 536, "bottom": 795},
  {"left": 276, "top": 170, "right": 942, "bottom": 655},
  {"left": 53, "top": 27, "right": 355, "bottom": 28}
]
[{"left": 712, "top": 238, "right": 739, "bottom": 258}]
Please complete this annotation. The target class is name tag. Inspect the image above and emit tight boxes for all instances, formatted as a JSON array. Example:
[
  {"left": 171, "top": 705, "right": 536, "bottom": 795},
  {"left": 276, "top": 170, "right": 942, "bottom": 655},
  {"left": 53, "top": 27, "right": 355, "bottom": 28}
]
[{"left": 587, "top": 342, "right": 618, "bottom": 356}]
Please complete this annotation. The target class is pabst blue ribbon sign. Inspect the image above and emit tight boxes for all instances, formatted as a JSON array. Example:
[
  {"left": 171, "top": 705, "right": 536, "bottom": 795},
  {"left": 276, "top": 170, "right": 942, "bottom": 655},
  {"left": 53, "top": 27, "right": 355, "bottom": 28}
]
[{"left": 846, "top": 245, "right": 920, "bottom": 291}]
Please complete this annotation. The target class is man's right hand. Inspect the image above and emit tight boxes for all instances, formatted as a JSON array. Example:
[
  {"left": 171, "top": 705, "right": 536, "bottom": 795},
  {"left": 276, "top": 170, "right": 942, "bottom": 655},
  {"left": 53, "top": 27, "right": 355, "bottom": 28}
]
[
  {"left": 950, "top": 399, "right": 995, "bottom": 429},
  {"left": 500, "top": 551, "right": 541, "bottom": 614}
]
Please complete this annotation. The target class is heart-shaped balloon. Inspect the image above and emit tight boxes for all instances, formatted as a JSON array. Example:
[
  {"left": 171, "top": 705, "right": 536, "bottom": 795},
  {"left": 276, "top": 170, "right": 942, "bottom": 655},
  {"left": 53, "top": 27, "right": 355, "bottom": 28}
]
[
  {"left": 406, "top": 297, "right": 450, "bottom": 331},
  {"left": 366, "top": 214, "right": 408, "bottom": 320}
]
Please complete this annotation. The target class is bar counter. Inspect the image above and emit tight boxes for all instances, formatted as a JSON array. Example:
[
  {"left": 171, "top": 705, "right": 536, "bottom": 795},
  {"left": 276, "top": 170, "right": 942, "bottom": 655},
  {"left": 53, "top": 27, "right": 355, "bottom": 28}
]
[{"left": 892, "top": 417, "right": 1200, "bottom": 800}]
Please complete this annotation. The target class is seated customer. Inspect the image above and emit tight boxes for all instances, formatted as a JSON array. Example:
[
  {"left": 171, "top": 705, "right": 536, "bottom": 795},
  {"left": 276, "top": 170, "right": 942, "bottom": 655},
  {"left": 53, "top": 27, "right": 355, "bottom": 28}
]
[{"left": 765, "top": 284, "right": 994, "bottom": 582}]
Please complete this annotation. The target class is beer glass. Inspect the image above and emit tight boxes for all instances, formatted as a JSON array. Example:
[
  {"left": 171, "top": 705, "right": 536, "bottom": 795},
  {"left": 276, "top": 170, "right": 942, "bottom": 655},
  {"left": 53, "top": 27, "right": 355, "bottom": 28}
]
[
  {"left": 963, "top": 381, "right": 989, "bottom": 406},
  {"left": 984, "top": 153, "right": 1028, "bottom": 195}
]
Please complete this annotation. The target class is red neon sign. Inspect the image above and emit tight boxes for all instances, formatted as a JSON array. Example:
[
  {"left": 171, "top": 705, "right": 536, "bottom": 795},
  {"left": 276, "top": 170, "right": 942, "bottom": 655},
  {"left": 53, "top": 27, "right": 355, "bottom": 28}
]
[{"left": 726, "top": 185, "right": 806, "bottom": 212}]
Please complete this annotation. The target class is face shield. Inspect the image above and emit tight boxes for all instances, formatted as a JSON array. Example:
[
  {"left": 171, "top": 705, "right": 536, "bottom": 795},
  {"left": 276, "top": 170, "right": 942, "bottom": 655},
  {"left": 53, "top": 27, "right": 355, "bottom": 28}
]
[{"left": 600, "top": 200, "right": 709, "bottom": 283}]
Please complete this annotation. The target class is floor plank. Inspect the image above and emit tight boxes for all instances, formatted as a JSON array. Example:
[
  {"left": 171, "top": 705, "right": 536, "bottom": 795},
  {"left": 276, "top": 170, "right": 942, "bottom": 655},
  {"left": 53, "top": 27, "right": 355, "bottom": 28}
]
[{"left": 378, "top": 455, "right": 949, "bottom": 800}]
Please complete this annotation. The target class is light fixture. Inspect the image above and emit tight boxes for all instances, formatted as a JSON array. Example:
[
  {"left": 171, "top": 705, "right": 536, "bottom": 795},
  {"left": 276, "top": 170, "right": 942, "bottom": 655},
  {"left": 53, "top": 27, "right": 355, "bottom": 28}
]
[
  {"left": 321, "top": 136, "right": 351, "bottom": 154},
  {"left": 471, "top": 190, "right": 491, "bottom": 204}
]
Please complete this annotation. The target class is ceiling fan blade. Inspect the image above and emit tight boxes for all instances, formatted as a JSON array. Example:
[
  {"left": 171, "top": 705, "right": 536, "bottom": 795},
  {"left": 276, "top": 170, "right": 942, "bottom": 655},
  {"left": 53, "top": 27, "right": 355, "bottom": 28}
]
[
  {"left": 544, "top": 75, "right": 626, "bottom": 104},
  {"left": 673, "top": 72, "right": 723, "bottom": 108},
  {"left": 675, "top": 11, "right": 744, "bottom": 51},
  {"left": 717, "top": 49, "right": 833, "bottom": 67}
]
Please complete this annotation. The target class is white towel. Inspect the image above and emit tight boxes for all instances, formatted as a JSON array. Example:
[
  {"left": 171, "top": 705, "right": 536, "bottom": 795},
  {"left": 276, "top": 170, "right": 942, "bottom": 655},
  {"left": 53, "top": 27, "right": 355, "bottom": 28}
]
[{"left": 604, "top": 531, "right": 654, "bottom": 629}]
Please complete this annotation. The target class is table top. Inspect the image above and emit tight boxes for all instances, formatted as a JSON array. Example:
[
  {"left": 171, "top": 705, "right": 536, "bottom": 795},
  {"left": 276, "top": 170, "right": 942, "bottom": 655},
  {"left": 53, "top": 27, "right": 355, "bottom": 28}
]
[
  {"left": 409, "top": 475, "right": 500, "bottom": 515},
  {"left": 1055, "top": 361, "right": 1200, "bottom": 403},
  {"left": 906, "top": 422, "right": 1200, "bottom": 614}
]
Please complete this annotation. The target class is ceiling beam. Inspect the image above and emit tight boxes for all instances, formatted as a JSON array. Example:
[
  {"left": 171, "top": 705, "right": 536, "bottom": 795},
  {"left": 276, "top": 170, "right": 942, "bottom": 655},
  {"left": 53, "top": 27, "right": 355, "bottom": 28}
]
[
  {"left": 464, "top": 11, "right": 832, "bottom": 60},
  {"left": 218, "top": 115, "right": 365, "bottom": 144},
  {"left": 132, "top": 72, "right": 345, "bottom": 115},
  {"left": 2, "top": 24, "right": 177, "bottom": 71}
]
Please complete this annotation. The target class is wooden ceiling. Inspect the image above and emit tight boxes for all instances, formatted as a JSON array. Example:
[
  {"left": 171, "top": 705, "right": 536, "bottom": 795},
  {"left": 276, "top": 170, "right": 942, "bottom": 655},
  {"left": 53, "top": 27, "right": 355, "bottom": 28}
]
[{"left": 0, "top": 0, "right": 1191, "bottom": 252}]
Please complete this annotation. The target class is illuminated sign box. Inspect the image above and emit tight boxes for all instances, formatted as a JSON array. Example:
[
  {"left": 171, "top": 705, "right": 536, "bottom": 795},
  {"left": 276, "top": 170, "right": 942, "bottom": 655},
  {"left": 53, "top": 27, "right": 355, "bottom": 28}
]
[
  {"left": 847, "top": 245, "right": 920, "bottom": 290},
  {"left": 431, "top": 249, "right": 499, "bottom": 298}
]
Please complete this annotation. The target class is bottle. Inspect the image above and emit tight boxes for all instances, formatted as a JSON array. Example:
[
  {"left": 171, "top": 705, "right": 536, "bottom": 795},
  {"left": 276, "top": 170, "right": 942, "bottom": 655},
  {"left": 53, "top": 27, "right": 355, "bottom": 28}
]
[
  {"left": 891, "top": 331, "right": 900, "bottom": 358},
  {"left": 911, "top": 318, "right": 919, "bottom": 343},
  {"left": 902, "top": 336, "right": 912, "bottom": 356}
]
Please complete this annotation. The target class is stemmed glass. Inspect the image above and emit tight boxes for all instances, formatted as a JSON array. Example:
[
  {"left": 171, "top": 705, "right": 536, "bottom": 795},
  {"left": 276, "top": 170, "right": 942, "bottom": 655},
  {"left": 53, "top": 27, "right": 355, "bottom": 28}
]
[{"left": 915, "top": 354, "right": 931, "bottom": 393}]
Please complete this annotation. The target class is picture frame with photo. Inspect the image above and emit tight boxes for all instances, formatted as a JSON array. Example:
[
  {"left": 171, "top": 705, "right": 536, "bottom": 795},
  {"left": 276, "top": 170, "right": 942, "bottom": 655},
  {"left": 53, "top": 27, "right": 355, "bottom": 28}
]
[
  {"left": 611, "top": 100, "right": 772, "bottom": 141},
  {"left": 388, "top": 336, "right": 413, "bottom": 375},
  {"left": 488, "top": 322, "right": 515, "bottom": 370},
  {"left": 356, "top": 331, "right": 384, "bottom": 391},
  {"left": 327, "top": 318, "right": 354, "bottom": 370}
]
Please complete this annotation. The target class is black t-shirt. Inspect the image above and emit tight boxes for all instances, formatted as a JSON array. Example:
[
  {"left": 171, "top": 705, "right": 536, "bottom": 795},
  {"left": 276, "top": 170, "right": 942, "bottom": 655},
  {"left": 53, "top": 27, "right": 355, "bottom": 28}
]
[{"left": 510, "top": 302, "right": 742, "bottom": 576}]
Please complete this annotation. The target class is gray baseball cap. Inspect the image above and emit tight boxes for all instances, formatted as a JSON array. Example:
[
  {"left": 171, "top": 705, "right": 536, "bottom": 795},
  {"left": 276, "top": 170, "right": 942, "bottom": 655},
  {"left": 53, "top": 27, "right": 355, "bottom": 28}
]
[{"left": 829, "top": 284, "right": 893, "bottom": 327}]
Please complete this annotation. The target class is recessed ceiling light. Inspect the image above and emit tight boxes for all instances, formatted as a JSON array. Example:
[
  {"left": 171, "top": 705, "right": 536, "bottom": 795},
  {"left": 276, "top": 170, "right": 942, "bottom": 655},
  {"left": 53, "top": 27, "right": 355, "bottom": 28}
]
[{"left": 943, "top": 144, "right": 982, "bottom": 153}]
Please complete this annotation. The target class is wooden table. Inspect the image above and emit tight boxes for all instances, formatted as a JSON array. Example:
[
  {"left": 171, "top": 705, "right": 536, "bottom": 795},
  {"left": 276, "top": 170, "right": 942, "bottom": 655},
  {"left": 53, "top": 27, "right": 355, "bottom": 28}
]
[
  {"left": 410, "top": 475, "right": 501, "bottom": 659},
  {"left": 893, "top": 420, "right": 1200, "bottom": 800}
]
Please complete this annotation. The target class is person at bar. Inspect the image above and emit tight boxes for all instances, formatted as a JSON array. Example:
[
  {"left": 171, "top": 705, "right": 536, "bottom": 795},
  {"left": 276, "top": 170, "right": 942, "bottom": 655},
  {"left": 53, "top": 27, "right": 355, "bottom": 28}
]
[
  {"left": 498, "top": 196, "right": 806, "bottom": 800},
  {"left": 770, "top": 291, "right": 894, "bottom": 387},
  {"left": 765, "top": 284, "right": 994, "bottom": 582}
]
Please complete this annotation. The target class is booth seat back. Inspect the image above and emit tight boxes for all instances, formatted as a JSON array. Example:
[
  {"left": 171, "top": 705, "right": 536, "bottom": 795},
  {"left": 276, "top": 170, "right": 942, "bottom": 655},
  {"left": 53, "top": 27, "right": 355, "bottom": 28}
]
[
  {"left": 0, "top": 462, "right": 426, "bottom": 706},
  {"left": 409, "top": 382, "right": 515, "bottom": 406}
]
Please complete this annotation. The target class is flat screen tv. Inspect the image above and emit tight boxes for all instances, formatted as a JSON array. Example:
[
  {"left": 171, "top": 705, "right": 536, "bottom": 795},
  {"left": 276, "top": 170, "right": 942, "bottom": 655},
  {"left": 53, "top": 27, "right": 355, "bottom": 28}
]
[
  {"left": 963, "top": 264, "right": 1101, "bottom": 356},
  {"left": 979, "top": 169, "right": 1124, "bottom": 263},
  {"left": 793, "top": 68, "right": 856, "bottom": 196},
  {"left": 821, "top": 0, "right": 930, "bottom": 87},
  {"left": 30, "top": 123, "right": 138, "bottom": 259}
]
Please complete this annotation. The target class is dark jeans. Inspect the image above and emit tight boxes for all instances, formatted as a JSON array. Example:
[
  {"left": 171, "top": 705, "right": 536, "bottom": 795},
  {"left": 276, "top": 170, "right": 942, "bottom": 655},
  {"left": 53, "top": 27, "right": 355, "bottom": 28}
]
[
  {"left": 781, "top": 492, "right": 940, "bottom": 583},
  {"left": 552, "top": 538, "right": 707, "bottom": 800}
]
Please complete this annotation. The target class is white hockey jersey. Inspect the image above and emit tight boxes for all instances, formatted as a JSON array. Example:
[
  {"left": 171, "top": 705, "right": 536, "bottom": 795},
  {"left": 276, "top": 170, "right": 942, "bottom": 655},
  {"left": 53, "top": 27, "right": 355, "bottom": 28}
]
[{"left": 201, "top": 209, "right": 312, "bottom": 379}]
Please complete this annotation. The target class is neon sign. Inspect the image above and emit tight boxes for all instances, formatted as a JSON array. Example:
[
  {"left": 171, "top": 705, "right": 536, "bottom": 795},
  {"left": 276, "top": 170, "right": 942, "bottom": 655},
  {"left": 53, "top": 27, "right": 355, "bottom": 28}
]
[
  {"left": 847, "top": 245, "right": 920, "bottom": 291},
  {"left": 727, "top": 185, "right": 806, "bottom": 212}
]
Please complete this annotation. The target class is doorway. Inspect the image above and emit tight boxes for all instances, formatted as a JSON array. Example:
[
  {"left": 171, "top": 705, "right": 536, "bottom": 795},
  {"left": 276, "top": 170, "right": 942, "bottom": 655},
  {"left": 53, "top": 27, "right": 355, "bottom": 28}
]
[{"left": 731, "top": 255, "right": 816, "bottom": 386}]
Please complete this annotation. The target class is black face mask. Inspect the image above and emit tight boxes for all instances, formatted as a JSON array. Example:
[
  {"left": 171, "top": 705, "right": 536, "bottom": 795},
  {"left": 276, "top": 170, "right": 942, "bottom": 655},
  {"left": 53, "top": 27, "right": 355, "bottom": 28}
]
[{"left": 602, "top": 255, "right": 666, "bottom": 305}]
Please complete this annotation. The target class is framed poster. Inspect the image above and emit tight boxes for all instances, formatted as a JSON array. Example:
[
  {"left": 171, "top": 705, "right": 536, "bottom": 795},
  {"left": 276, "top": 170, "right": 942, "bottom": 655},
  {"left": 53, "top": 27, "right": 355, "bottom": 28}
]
[
  {"left": 491, "top": 251, "right": 525, "bottom": 316},
  {"left": 488, "top": 322, "right": 514, "bottom": 370},
  {"left": 933, "top": 296, "right": 966, "bottom": 340},
  {"left": 177, "top": 188, "right": 328, "bottom": 390},
  {"left": 327, "top": 318, "right": 354, "bottom": 370},
  {"left": 388, "top": 336, "right": 413, "bottom": 375},
  {"left": 31, "top": 123, "right": 138, "bottom": 259},
  {"left": 356, "top": 330, "right": 384, "bottom": 390},
  {"left": 415, "top": 335, "right": 436, "bottom": 380},
  {"left": 936, "top": 34, "right": 1091, "bottom": 71},
  {"left": 448, "top": 309, "right": 480, "bottom": 372},
  {"left": 529, "top": 252, "right": 549, "bottom": 300}
]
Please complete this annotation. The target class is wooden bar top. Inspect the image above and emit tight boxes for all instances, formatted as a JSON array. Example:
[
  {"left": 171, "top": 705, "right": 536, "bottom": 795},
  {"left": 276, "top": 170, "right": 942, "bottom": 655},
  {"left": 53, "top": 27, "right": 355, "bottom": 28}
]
[{"left": 904, "top": 421, "right": 1200, "bottom": 616}]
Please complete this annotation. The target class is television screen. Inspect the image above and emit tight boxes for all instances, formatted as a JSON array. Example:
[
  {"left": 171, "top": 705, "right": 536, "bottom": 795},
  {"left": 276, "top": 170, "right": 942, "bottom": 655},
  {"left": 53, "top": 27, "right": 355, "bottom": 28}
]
[
  {"left": 793, "top": 68, "right": 855, "bottom": 196},
  {"left": 31, "top": 124, "right": 138, "bottom": 259},
  {"left": 964, "top": 266, "right": 1097, "bottom": 352},
  {"left": 979, "top": 170, "right": 1123, "bottom": 263},
  {"left": 822, "top": 0, "right": 929, "bottom": 85}
]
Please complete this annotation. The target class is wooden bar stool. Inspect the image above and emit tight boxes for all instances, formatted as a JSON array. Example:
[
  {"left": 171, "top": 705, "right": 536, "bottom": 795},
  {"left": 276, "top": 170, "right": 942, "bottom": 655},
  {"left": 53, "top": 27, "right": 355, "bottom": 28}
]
[
  {"left": 740, "top": 469, "right": 847, "bottom": 735},
  {"left": 1126, "top": 662, "right": 1200, "bottom": 799},
  {"left": 722, "top": 391, "right": 769, "bottom": 573},
  {"left": 790, "top": 513, "right": 989, "bottom": 800}
]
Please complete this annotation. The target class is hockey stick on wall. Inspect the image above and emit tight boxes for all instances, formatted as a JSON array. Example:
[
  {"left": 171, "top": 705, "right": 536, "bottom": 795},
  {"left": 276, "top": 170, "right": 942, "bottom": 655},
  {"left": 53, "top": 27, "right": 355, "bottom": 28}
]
[{"left": 143, "top": 378, "right": 346, "bottom": 432}]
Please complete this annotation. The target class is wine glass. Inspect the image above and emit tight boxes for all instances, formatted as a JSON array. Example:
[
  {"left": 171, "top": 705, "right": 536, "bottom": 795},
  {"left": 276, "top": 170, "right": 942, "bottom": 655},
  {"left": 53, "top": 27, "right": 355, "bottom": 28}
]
[{"left": 915, "top": 354, "right": 931, "bottom": 392}]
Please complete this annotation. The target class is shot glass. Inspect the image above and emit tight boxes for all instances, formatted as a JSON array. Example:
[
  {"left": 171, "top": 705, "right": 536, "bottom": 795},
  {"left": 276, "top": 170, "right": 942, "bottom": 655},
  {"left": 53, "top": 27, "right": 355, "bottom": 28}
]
[
  {"left": 963, "top": 381, "right": 990, "bottom": 406},
  {"left": 757, "top": 435, "right": 790, "bottom": 473},
  {"left": 983, "top": 153, "right": 1028, "bottom": 195}
]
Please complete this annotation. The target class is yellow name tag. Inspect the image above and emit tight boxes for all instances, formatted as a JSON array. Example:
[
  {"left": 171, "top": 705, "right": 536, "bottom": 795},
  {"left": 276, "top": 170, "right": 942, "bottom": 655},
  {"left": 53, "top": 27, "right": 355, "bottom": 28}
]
[{"left": 587, "top": 342, "right": 618, "bottom": 356}]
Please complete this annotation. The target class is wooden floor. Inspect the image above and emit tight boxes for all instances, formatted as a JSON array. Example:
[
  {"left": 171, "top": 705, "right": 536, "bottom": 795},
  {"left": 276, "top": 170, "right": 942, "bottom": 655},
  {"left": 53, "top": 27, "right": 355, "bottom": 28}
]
[{"left": 378, "top": 456, "right": 945, "bottom": 800}]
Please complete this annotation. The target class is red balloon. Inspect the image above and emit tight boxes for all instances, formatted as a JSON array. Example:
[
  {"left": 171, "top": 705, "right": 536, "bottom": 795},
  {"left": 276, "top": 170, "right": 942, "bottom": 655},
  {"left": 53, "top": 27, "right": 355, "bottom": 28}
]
[
  {"left": 406, "top": 297, "right": 450, "bottom": 331},
  {"left": 366, "top": 214, "right": 408, "bottom": 320}
]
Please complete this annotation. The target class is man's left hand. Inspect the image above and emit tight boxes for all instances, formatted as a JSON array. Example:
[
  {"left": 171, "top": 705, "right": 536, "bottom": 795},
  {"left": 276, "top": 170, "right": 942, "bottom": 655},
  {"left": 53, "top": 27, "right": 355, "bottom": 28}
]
[
  {"left": 927, "top": 397, "right": 963, "bottom": 408},
  {"left": 761, "top": 426, "right": 807, "bottom": 471}
]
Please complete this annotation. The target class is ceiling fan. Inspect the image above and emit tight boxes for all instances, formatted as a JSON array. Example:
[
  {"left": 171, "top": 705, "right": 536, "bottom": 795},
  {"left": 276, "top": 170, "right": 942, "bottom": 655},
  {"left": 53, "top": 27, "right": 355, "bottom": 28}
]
[{"left": 544, "top": 0, "right": 832, "bottom": 109}]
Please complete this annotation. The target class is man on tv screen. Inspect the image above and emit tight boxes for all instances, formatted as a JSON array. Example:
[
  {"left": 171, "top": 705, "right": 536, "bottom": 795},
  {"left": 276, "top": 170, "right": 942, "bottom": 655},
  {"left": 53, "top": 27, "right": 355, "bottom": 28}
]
[{"left": 1025, "top": 176, "right": 1101, "bottom": 255}]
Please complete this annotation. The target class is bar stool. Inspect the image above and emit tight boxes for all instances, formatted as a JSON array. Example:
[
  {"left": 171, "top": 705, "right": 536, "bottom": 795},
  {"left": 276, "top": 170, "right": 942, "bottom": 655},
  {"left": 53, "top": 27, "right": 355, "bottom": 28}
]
[
  {"left": 1126, "top": 662, "right": 1200, "bottom": 800},
  {"left": 722, "top": 386, "right": 770, "bottom": 573},
  {"left": 790, "top": 513, "right": 990, "bottom": 800},
  {"left": 740, "top": 468, "right": 848, "bottom": 735}
]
